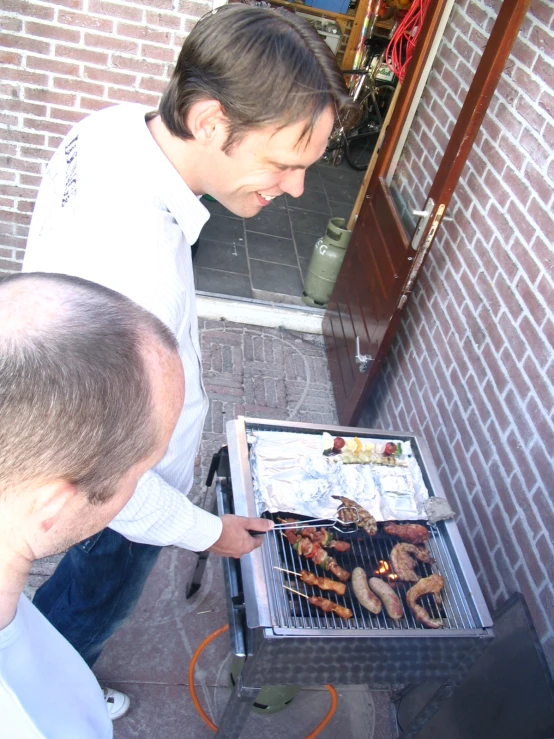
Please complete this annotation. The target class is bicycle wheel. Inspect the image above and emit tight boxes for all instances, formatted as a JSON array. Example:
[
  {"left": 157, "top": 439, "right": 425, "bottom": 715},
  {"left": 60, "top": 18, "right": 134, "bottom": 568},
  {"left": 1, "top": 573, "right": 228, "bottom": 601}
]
[{"left": 345, "top": 84, "right": 396, "bottom": 171}]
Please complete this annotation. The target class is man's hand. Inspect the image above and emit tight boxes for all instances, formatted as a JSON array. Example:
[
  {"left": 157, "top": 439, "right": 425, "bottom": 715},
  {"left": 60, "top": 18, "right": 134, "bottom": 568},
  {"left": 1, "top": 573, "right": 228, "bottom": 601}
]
[{"left": 208, "top": 514, "right": 274, "bottom": 558}]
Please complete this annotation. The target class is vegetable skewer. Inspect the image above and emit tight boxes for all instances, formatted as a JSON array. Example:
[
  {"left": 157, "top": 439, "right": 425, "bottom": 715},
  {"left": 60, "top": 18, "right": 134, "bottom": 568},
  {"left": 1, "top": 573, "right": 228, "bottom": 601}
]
[
  {"left": 283, "top": 585, "right": 353, "bottom": 620},
  {"left": 281, "top": 531, "right": 351, "bottom": 582},
  {"left": 277, "top": 519, "right": 351, "bottom": 551},
  {"left": 274, "top": 566, "right": 347, "bottom": 596}
]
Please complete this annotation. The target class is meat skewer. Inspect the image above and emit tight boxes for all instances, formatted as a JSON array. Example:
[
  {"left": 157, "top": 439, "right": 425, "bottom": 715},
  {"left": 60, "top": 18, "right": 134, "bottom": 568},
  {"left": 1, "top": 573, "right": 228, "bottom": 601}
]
[
  {"left": 274, "top": 566, "right": 347, "bottom": 596},
  {"left": 390, "top": 543, "right": 434, "bottom": 582},
  {"left": 406, "top": 574, "right": 445, "bottom": 629},
  {"left": 283, "top": 585, "right": 353, "bottom": 620},
  {"left": 383, "top": 522, "right": 430, "bottom": 545},
  {"left": 278, "top": 519, "right": 351, "bottom": 552},
  {"left": 332, "top": 495, "right": 378, "bottom": 536},
  {"left": 282, "top": 531, "right": 351, "bottom": 582}
]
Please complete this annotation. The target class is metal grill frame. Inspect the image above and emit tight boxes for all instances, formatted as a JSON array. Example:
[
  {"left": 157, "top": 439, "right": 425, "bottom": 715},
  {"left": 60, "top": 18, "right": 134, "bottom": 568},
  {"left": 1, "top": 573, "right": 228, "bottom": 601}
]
[{"left": 227, "top": 416, "right": 492, "bottom": 634}]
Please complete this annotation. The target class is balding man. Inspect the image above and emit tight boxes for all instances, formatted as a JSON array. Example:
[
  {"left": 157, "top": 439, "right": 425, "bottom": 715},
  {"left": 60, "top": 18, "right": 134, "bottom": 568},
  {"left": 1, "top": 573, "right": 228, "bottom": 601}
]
[{"left": 0, "top": 272, "right": 184, "bottom": 738}]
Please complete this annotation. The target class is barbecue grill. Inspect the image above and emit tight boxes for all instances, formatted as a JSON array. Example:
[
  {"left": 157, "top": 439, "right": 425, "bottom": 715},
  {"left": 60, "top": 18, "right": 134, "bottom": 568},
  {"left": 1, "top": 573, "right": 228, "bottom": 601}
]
[{"left": 191, "top": 417, "right": 494, "bottom": 739}]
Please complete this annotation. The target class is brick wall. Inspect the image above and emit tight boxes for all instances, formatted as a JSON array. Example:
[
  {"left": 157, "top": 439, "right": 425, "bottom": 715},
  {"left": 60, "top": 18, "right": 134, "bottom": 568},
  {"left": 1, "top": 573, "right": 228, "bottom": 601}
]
[
  {"left": 0, "top": 0, "right": 210, "bottom": 270},
  {"left": 361, "top": 0, "right": 554, "bottom": 672}
]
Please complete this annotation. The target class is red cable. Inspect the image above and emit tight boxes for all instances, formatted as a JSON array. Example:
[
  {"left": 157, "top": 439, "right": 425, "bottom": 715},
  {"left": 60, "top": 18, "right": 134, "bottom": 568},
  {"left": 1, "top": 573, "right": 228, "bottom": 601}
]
[
  {"left": 386, "top": 0, "right": 430, "bottom": 82},
  {"left": 189, "top": 623, "right": 338, "bottom": 737}
]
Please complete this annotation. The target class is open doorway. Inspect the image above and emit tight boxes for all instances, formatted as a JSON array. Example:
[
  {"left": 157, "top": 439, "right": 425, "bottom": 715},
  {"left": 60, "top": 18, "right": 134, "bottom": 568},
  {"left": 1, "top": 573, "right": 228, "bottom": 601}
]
[{"left": 193, "top": 0, "right": 403, "bottom": 308}]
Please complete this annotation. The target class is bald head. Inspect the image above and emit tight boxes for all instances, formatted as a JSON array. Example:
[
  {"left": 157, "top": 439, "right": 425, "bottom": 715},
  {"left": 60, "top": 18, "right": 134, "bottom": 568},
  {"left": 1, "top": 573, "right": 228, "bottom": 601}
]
[{"left": 0, "top": 272, "right": 178, "bottom": 503}]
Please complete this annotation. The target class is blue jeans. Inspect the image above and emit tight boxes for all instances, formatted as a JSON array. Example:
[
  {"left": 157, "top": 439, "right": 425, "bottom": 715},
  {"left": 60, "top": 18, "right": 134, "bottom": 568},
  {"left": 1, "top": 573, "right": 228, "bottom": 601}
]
[{"left": 33, "top": 528, "right": 162, "bottom": 667}]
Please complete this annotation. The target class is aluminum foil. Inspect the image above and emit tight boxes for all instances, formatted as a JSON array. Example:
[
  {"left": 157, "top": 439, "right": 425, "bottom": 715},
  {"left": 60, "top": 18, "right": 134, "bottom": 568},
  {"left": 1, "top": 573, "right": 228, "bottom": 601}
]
[{"left": 250, "top": 430, "right": 429, "bottom": 521}]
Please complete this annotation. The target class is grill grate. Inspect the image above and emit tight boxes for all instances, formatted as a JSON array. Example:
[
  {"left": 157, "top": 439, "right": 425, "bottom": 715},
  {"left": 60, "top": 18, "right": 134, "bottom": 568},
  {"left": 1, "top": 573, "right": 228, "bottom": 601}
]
[{"left": 263, "top": 514, "right": 478, "bottom": 631}]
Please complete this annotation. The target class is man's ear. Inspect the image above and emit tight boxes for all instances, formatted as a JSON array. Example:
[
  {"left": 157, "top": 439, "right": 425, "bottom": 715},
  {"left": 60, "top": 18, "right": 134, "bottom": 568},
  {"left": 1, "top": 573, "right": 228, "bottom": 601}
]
[
  {"left": 32, "top": 481, "right": 78, "bottom": 533},
  {"left": 187, "top": 99, "right": 228, "bottom": 147}
]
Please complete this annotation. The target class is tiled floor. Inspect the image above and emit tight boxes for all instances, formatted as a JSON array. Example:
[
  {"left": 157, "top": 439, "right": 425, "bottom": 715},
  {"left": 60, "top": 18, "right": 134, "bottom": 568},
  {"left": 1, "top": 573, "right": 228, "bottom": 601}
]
[
  {"left": 194, "top": 161, "right": 365, "bottom": 306},
  {"left": 28, "top": 320, "right": 395, "bottom": 739}
]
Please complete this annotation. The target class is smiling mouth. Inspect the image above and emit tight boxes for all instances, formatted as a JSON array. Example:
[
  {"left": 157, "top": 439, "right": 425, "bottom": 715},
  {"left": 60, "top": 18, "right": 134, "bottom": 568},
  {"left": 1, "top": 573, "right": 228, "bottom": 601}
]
[{"left": 257, "top": 193, "right": 276, "bottom": 201}]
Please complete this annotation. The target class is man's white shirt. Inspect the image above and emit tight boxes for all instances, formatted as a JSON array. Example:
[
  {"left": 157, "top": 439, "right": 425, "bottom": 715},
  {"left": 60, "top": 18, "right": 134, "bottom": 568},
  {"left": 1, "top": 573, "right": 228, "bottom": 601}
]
[
  {"left": 0, "top": 595, "right": 112, "bottom": 739},
  {"left": 24, "top": 103, "right": 222, "bottom": 551}
]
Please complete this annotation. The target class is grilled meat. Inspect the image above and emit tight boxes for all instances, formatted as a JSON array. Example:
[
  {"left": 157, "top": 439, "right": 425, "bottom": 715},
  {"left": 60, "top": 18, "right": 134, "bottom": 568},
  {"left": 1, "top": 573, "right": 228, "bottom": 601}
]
[
  {"left": 352, "top": 568, "right": 382, "bottom": 614},
  {"left": 390, "top": 543, "right": 434, "bottom": 582},
  {"left": 287, "top": 533, "right": 351, "bottom": 582},
  {"left": 406, "top": 574, "right": 445, "bottom": 629},
  {"left": 280, "top": 519, "right": 351, "bottom": 552},
  {"left": 368, "top": 577, "right": 403, "bottom": 620},
  {"left": 383, "top": 522, "right": 430, "bottom": 545},
  {"left": 298, "top": 569, "right": 346, "bottom": 596},
  {"left": 332, "top": 495, "right": 378, "bottom": 536},
  {"left": 308, "top": 596, "right": 352, "bottom": 620}
]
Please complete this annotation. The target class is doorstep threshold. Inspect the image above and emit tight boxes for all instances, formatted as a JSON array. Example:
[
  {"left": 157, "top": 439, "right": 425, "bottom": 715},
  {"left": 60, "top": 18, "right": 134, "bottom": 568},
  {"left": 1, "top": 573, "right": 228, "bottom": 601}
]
[{"left": 195, "top": 291, "right": 325, "bottom": 334}]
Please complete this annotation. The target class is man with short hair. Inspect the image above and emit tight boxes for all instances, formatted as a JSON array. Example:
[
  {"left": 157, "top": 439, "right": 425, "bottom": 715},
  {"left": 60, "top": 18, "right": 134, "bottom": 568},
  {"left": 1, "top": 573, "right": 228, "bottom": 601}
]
[
  {"left": 23, "top": 4, "right": 350, "bottom": 713},
  {"left": 0, "top": 271, "right": 185, "bottom": 737}
]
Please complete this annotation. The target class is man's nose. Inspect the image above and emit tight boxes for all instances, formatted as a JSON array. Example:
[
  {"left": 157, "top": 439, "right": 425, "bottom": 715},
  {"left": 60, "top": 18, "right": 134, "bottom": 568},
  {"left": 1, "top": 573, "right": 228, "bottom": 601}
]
[{"left": 280, "top": 169, "right": 305, "bottom": 198}]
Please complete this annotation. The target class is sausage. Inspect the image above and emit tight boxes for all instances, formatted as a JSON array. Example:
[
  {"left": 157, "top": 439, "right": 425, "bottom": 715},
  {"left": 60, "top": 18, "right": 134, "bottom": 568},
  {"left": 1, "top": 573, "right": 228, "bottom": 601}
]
[
  {"left": 352, "top": 567, "right": 382, "bottom": 615},
  {"left": 368, "top": 577, "right": 403, "bottom": 620}
]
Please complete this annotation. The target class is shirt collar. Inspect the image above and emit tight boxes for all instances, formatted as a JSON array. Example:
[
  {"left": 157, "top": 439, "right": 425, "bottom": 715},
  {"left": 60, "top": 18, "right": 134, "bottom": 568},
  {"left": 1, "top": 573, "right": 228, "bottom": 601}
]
[{"left": 134, "top": 106, "right": 210, "bottom": 245}]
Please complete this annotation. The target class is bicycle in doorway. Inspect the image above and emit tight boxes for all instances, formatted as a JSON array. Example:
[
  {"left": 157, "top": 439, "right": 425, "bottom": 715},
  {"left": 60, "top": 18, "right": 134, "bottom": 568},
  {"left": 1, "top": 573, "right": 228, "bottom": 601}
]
[{"left": 325, "top": 41, "right": 398, "bottom": 172}]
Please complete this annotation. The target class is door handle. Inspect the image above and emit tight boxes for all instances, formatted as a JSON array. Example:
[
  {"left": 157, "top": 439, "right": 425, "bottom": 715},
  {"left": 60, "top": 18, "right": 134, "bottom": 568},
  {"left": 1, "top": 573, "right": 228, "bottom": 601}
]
[{"left": 355, "top": 336, "right": 372, "bottom": 373}]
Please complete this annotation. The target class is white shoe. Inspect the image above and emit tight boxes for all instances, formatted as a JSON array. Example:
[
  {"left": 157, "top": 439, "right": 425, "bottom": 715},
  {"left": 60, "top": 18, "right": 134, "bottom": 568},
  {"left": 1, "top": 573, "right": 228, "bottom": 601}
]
[{"left": 102, "top": 686, "right": 130, "bottom": 720}]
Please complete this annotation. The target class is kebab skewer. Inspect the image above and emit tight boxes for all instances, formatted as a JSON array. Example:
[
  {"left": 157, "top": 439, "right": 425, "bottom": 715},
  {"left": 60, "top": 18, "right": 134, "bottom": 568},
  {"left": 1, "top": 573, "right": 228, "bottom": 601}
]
[
  {"left": 274, "top": 566, "right": 347, "bottom": 596},
  {"left": 283, "top": 585, "right": 353, "bottom": 620},
  {"left": 278, "top": 518, "right": 351, "bottom": 552},
  {"left": 282, "top": 531, "right": 351, "bottom": 582}
]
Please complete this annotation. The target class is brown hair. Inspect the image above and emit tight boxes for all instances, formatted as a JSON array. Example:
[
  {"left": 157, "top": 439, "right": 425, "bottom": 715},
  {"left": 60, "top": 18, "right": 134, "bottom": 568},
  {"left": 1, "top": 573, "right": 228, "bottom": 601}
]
[
  {"left": 159, "top": 4, "right": 353, "bottom": 152},
  {"left": 0, "top": 272, "right": 177, "bottom": 504}
]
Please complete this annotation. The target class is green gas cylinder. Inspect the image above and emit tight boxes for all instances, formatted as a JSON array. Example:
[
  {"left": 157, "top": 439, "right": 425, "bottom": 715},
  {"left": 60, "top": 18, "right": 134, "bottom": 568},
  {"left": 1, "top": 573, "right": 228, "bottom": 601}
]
[
  {"left": 302, "top": 217, "right": 352, "bottom": 308},
  {"left": 229, "top": 656, "right": 300, "bottom": 715}
]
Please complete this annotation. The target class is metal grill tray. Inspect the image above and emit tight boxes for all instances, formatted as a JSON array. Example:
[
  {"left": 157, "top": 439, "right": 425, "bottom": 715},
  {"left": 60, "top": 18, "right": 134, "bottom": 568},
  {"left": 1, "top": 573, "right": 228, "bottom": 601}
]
[
  {"left": 226, "top": 417, "right": 493, "bottom": 633},
  {"left": 265, "top": 515, "right": 477, "bottom": 633}
]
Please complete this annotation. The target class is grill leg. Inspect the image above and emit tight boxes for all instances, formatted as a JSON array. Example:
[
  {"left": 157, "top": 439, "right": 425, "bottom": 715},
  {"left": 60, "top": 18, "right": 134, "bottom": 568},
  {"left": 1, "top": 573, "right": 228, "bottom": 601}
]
[
  {"left": 185, "top": 490, "right": 218, "bottom": 599},
  {"left": 215, "top": 674, "right": 259, "bottom": 739}
]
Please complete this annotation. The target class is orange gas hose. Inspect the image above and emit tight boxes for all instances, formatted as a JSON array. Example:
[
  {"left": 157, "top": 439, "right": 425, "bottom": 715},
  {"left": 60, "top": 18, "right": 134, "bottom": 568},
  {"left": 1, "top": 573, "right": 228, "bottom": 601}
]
[{"left": 188, "top": 623, "right": 338, "bottom": 737}]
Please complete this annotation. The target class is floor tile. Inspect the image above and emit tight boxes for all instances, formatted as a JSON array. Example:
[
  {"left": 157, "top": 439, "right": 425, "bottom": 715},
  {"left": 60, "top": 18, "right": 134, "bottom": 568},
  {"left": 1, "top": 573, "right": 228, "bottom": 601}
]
[
  {"left": 112, "top": 682, "right": 393, "bottom": 739},
  {"left": 194, "top": 239, "right": 249, "bottom": 275},
  {"left": 293, "top": 230, "right": 319, "bottom": 260},
  {"left": 328, "top": 200, "right": 354, "bottom": 222},
  {"left": 194, "top": 266, "right": 252, "bottom": 299},
  {"left": 286, "top": 187, "right": 331, "bottom": 214},
  {"left": 323, "top": 179, "right": 363, "bottom": 204},
  {"left": 245, "top": 231, "right": 298, "bottom": 266},
  {"left": 201, "top": 214, "right": 245, "bottom": 245},
  {"left": 288, "top": 207, "right": 330, "bottom": 237},
  {"left": 249, "top": 258, "right": 303, "bottom": 296},
  {"left": 261, "top": 195, "right": 289, "bottom": 213},
  {"left": 201, "top": 197, "right": 241, "bottom": 219},
  {"left": 247, "top": 209, "right": 292, "bottom": 239},
  {"left": 299, "top": 256, "right": 310, "bottom": 280},
  {"left": 304, "top": 166, "right": 326, "bottom": 191}
]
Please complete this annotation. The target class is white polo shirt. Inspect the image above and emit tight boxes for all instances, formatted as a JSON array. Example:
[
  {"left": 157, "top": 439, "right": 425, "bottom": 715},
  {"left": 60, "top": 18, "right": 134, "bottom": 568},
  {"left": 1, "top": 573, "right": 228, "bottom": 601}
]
[
  {"left": 24, "top": 103, "right": 223, "bottom": 551},
  {"left": 0, "top": 595, "right": 112, "bottom": 739}
]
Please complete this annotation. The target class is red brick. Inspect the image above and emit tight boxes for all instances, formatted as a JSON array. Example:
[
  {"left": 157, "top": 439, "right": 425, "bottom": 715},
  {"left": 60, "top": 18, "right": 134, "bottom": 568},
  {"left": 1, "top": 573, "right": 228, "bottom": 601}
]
[
  {"left": 84, "top": 31, "right": 138, "bottom": 53},
  {"left": 538, "top": 88, "right": 554, "bottom": 119},
  {"left": 0, "top": 185, "right": 38, "bottom": 200},
  {"left": 25, "top": 87, "right": 77, "bottom": 107},
  {"left": 57, "top": 10, "right": 113, "bottom": 31},
  {"left": 520, "top": 314, "right": 549, "bottom": 366},
  {"left": 3, "top": 0, "right": 55, "bottom": 19},
  {"left": 23, "top": 117, "right": 71, "bottom": 135},
  {"left": 519, "top": 129, "right": 551, "bottom": 170},
  {"left": 533, "top": 54, "right": 554, "bottom": 90},
  {"left": 116, "top": 21, "right": 171, "bottom": 44},
  {"left": 84, "top": 65, "right": 136, "bottom": 86},
  {"left": 19, "top": 173, "right": 42, "bottom": 186},
  {"left": 79, "top": 96, "right": 111, "bottom": 112},
  {"left": 54, "top": 76, "right": 105, "bottom": 96},
  {"left": 0, "top": 50, "right": 22, "bottom": 66},
  {"left": 55, "top": 43, "right": 108, "bottom": 65},
  {"left": 145, "top": 10, "right": 181, "bottom": 29},
  {"left": 25, "top": 20, "right": 81, "bottom": 42},
  {"left": 19, "top": 146, "right": 51, "bottom": 161},
  {"left": 47, "top": 135, "right": 63, "bottom": 149},
  {"left": 49, "top": 106, "right": 86, "bottom": 123},
  {"left": 139, "top": 76, "right": 167, "bottom": 94},
  {"left": 0, "top": 258, "right": 22, "bottom": 271},
  {"left": 506, "top": 199, "right": 537, "bottom": 244},
  {"left": 141, "top": 42, "right": 176, "bottom": 63},
  {"left": 1, "top": 16, "right": 23, "bottom": 32},
  {"left": 88, "top": 0, "right": 143, "bottom": 21},
  {"left": 26, "top": 54, "right": 80, "bottom": 76},
  {"left": 0, "top": 32, "right": 50, "bottom": 55},
  {"left": 106, "top": 87, "right": 159, "bottom": 107},
  {"left": 111, "top": 55, "right": 164, "bottom": 76},
  {"left": 0, "top": 156, "right": 42, "bottom": 174},
  {"left": 497, "top": 132, "right": 525, "bottom": 170}
]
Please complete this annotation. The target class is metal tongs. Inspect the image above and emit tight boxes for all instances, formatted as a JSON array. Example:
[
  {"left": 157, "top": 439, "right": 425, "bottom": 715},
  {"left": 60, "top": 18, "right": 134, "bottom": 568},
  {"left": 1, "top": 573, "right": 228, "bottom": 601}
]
[{"left": 273, "top": 505, "right": 360, "bottom": 533}]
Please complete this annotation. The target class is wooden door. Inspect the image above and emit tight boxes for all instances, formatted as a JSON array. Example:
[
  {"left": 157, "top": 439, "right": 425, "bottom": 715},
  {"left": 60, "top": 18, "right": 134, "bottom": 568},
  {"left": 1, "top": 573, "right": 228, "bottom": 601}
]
[{"left": 324, "top": 0, "right": 532, "bottom": 425}]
